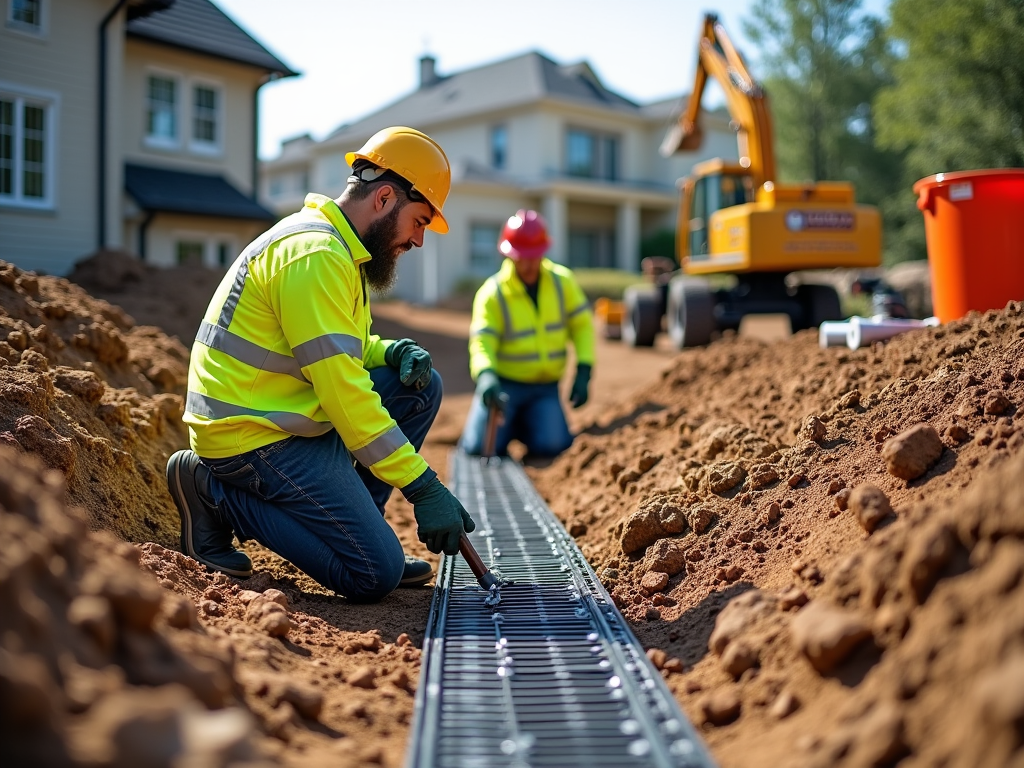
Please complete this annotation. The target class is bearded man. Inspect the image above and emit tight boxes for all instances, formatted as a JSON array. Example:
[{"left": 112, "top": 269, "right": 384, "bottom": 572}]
[{"left": 165, "top": 127, "right": 475, "bottom": 602}]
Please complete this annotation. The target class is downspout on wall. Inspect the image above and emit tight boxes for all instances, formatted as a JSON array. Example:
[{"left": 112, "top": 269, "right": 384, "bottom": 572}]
[{"left": 97, "top": 0, "right": 129, "bottom": 250}]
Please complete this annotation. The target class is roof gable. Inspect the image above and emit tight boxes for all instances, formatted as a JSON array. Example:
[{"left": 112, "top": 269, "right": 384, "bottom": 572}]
[
  {"left": 126, "top": 0, "right": 297, "bottom": 77},
  {"left": 325, "top": 51, "right": 643, "bottom": 144}
]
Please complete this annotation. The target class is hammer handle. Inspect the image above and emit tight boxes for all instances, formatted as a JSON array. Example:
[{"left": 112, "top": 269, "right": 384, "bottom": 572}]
[
  {"left": 483, "top": 403, "right": 501, "bottom": 458},
  {"left": 459, "top": 533, "right": 499, "bottom": 589}
]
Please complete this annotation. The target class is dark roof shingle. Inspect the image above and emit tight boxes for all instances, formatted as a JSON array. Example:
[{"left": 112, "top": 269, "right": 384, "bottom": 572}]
[
  {"left": 127, "top": 0, "right": 297, "bottom": 77},
  {"left": 125, "top": 163, "right": 275, "bottom": 221}
]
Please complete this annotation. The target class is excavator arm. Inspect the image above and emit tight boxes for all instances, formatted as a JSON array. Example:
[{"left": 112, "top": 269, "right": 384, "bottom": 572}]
[{"left": 660, "top": 13, "right": 777, "bottom": 189}]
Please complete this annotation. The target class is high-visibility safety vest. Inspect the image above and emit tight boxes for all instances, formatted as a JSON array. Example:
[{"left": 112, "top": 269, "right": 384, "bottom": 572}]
[
  {"left": 469, "top": 258, "right": 596, "bottom": 383},
  {"left": 184, "top": 193, "right": 431, "bottom": 491}
]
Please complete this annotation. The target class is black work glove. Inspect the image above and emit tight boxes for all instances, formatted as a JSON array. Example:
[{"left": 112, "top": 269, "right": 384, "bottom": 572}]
[
  {"left": 405, "top": 477, "right": 476, "bottom": 555},
  {"left": 476, "top": 369, "right": 506, "bottom": 411},
  {"left": 385, "top": 338, "right": 433, "bottom": 391},
  {"left": 570, "top": 363, "right": 591, "bottom": 409}
]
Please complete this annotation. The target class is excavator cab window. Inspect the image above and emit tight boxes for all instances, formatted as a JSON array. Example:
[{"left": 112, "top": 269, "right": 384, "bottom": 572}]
[{"left": 688, "top": 172, "right": 753, "bottom": 257}]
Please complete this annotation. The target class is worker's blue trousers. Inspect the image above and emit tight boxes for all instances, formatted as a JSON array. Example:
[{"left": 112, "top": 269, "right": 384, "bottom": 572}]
[
  {"left": 459, "top": 377, "right": 574, "bottom": 458},
  {"left": 200, "top": 366, "right": 442, "bottom": 603}
]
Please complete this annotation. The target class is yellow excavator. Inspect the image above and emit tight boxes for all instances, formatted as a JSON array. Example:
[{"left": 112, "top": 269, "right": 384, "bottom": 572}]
[{"left": 621, "top": 13, "right": 881, "bottom": 347}]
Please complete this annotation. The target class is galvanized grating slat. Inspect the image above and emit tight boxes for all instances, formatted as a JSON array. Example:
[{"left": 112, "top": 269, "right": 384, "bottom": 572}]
[{"left": 407, "top": 453, "right": 715, "bottom": 768}]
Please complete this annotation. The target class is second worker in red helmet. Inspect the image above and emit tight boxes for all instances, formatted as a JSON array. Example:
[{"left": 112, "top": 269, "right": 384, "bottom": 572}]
[{"left": 461, "top": 209, "right": 596, "bottom": 459}]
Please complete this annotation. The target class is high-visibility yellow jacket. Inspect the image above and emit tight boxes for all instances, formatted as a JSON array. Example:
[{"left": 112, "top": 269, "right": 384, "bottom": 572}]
[
  {"left": 184, "top": 193, "right": 432, "bottom": 492},
  {"left": 469, "top": 258, "right": 595, "bottom": 383}
]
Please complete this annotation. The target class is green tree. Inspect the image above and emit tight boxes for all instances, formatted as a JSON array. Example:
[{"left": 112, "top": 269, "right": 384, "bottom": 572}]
[
  {"left": 876, "top": 0, "right": 1024, "bottom": 176},
  {"left": 744, "top": 0, "right": 913, "bottom": 262}
]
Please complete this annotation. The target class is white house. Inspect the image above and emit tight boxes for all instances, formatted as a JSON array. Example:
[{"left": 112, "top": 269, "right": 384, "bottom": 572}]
[
  {"left": 0, "top": 0, "right": 295, "bottom": 275},
  {"left": 261, "top": 52, "right": 738, "bottom": 304}
]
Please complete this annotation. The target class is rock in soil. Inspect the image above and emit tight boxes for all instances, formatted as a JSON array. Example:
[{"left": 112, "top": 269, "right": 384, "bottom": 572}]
[{"left": 881, "top": 423, "right": 944, "bottom": 480}]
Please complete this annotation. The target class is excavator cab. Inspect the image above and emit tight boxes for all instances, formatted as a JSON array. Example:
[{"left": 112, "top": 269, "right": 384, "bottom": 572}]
[{"left": 680, "top": 161, "right": 756, "bottom": 263}]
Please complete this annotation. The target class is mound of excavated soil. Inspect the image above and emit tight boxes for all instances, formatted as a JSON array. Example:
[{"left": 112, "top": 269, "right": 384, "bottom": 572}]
[
  {"left": 531, "top": 302, "right": 1024, "bottom": 768},
  {"left": 69, "top": 249, "right": 227, "bottom": 346}
]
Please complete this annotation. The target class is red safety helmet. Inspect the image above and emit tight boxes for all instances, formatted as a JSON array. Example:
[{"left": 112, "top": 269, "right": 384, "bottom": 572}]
[{"left": 498, "top": 209, "right": 549, "bottom": 260}]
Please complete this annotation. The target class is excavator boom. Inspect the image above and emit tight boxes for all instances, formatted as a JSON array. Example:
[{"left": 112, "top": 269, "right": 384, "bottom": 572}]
[{"left": 661, "top": 13, "right": 777, "bottom": 189}]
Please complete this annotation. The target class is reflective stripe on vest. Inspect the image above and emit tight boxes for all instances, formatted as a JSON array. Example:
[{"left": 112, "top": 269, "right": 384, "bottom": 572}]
[
  {"left": 187, "top": 391, "right": 333, "bottom": 438},
  {"left": 218, "top": 221, "right": 345, "bottom": 329},
  {"left": 189, "top": 220, "right": 359, "bottom": 426},
  {"left": 197, "top": 221, "right": 362, "bottom": 375},
  {"left": 196, "top": 321, "right": 308, "bottom": 382},
  {"left": 350, "top": 425, "right": 408, "bottom": 467}
]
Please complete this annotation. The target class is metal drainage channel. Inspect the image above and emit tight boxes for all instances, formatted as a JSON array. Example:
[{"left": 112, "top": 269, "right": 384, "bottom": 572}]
[{"left": 407, "top": 452, "right": 715, "bottom": 768}]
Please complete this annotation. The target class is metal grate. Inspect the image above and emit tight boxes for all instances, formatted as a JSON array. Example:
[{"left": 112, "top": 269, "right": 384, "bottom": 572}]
[{"left": 407, "top": 453, "right": 715, "bottom": 768}]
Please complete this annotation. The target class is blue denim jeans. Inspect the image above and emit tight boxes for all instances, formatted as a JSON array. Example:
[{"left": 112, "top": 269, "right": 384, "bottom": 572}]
[
  {"left": 459, "top": 377, "right": 574, "bottom": 458},
  {"left": 202, "top": 366, "right": 442, "bottom": 603}
]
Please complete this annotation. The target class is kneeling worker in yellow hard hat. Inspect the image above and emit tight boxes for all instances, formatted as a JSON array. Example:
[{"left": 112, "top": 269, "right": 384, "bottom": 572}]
[{"left": 166, "top": 126, "right": 475, "bottom": 601}]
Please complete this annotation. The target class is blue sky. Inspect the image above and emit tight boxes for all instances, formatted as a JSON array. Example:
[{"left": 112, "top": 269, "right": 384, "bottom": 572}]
[{"left": 213, "top": 0, "right": 891, "bottom": 159}]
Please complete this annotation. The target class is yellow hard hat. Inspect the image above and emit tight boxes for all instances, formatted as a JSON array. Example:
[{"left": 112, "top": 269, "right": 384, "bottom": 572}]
[{"left": 345, "top": 126, "right": 451, "bottom": 234}]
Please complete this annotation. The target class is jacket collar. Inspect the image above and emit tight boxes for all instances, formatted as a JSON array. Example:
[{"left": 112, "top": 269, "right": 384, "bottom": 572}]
[
  {"left": 498, "top": 257, "right": 552, "bottom": 292},
  {"left": 303, "top": 193, "right": 371, "bottom": 265}
]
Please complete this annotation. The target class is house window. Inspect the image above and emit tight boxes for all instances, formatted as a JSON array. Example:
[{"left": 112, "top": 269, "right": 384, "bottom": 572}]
[
  {"left": 217, "top": 242, "right": 232, "bottom": 267},
  {"left": 176, "top": 241, "right": 204, "bottom": 266},
  {"left": 8, "top": 0, "right": 41, "bottom": 31},
  {"left": 566, "top": 128, "right": 618, "bottom": 180},
  {"left": 268, "top": 176, "right": 285, "bottom": 197},
  {"left": 147, "top": 75, "right": 178, "bottom": 144},
  {"left": 568, "top": 229, "right": 615, "bottom": 268},
  {"left": 491, "top": 125, "right": 507, "bottom": 169},
  {"left": 192, "top": 85, "right": 218, "bottom": 146},
  {"left": 0, "top": 89, "right": 54, "bottom": 207},
  {"left": 470, "top": 224, "right": 501, "bottom": 275}
]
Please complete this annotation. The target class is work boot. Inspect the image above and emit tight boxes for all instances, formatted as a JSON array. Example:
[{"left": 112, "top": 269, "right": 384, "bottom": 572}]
[
  {"left": 399, "top": 555, "right": 434, "bottom": 587},
  {"left": 166, "top": 450, "right": 252, "bottom": 578}
]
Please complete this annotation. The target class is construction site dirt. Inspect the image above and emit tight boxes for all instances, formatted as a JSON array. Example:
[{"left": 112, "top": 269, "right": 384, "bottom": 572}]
[{"left": 1, "top": 253, "right": 1022, "bottom": 768}]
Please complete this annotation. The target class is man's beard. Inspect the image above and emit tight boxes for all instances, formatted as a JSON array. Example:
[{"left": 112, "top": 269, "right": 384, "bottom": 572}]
[{"left": 361, "top": 205, "right": 410, "bottom": 295}]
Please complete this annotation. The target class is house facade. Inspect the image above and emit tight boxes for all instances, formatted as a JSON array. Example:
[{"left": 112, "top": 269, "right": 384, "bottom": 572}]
[
  {"left": 261, "top": 53, "right": 737, "bottom": 304},
  {"left": 0, "top": 0, "right": 295, "bottom": 276}
]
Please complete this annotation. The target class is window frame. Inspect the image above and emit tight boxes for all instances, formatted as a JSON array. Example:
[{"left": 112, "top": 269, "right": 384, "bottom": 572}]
[
  {"left": 0, "top": 80, "right": 58, "bottom": 211},
  {"left": 6, "top": 0, "right": 47, "bottom": 38},
  {"left": 188, "top": 77, "right": 224, "bottom": 156},
  {"left": 490, "top": 124, "right": 508, "bottom": 170},
  {"left": 144, "top": 68, "right": 183, "bottom": 150},
  {"left": 468, "top": 222, "right": 502, "bottom": 276},
  {"left": 565, "top": 126, "right": 619, "bottom": 181},
  {"left": 173, "top": 232, "right": 237, "bottom": 269}
]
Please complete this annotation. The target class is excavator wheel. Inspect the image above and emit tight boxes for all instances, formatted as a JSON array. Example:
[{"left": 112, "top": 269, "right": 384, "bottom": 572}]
[
  {"left": 666, "top": 277, "right": 715, "bottom": 349},
  {"left": 621, "top": 285, "right": 662, "bottom": 347},
  {"left": 796, "top": 283, "right": 843, "bottom": 331}
]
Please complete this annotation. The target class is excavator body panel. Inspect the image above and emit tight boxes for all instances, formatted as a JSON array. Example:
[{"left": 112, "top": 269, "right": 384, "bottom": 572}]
[{"left": 680, "top": 170, "right": 881, "bottom": 275}]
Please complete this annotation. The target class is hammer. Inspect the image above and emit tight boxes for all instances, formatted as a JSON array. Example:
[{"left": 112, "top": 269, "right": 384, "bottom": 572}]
[{"left": 458, "top": 399, "right": 506, "bottom": 592}]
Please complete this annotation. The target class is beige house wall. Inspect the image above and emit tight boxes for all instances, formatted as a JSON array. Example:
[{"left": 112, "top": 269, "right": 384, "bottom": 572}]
[
  {"left": 122, "top": 39, "right": 262, "bottom": 195},
  {"left": 131, "top": 212, "right": 264, "bottom": 270},
  {"left": 0, "top": 0, "right": 112, "bottom": 275}
]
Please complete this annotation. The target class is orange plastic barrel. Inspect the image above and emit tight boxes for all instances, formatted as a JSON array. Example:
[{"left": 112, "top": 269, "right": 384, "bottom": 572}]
[{"left": 914, "top": 169, "right": 1024, "bottom": 323}]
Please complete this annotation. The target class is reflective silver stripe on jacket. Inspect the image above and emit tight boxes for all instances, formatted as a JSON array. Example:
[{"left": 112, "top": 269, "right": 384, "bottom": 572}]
[
  {"left": 185, "top": 391, "right": 333, "bottom": 438},
  {"left": 568, "top": 302, "right": 590, "bottom": 318},
  {"left": 552, "top": 271, "right": 566, "bottom": 322},
  {"left": 292, "top": 333, "right": 363, "bottom": 368},
  {"left": 491, "top": 278, "right": 515, "bottom": 340},
  {"left": 350, "top": 425, "right": 408, "bottom": 466},
  {"left": 548, "top": 350, "right": 567, "bottom": 359},
  {"left": 497, "top": 351, "right": 541, "bottom": 362},
  {"left": 217, "top": 221, "right": 344, "bottom": 329},
  {"left": 196, "top": 321, "right": 309, "bottom": 382},
  {"left": 471, "top": 327, "right": 501, "bottom": 338}
]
